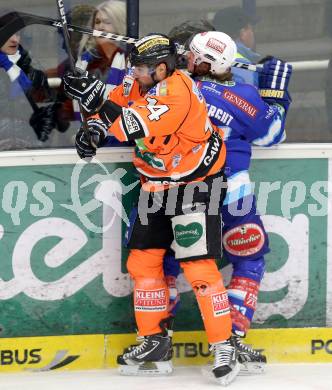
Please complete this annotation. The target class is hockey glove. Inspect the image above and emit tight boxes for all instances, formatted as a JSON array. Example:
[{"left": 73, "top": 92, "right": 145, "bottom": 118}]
[
  {"left": 29, "top": 104, "right": 58, "bottom": 142},
  {"left": 16, "top": 46, "right": 32, "bottom": 70},
  {"left": 63, "top": 70, "right": 106, "bottom": 113},
  {"left": 258, "top": 57, "right": 292, "bottom": 111},
  {"left": 75, "top": 118, "right": 108, "bottom": 159},
  {"left": 29, "top": 103, "right": 69, "bottom": 142},
  {"left": 16, "top": 46, "right": 49, "bottom": 90}
]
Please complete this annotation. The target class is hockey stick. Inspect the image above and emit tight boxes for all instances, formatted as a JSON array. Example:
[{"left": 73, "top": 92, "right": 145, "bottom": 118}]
[
  {"left": 0, "top": 11, "right": 261, "bottom": 72},
  {"left": 55, "top": 0, "right": 97, "bottom": 148},
  {"left": 0, "top": 11, "right": 137, "bottom": 48}
]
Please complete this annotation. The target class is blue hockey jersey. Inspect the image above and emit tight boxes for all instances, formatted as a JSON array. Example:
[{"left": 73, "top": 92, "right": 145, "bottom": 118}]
[{"left": 195, "top": 78, "right": 286, "bottom": 205}]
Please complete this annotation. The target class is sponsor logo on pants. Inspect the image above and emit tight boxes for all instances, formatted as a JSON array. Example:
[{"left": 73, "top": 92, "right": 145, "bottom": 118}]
[
  {"left": 135, "top": 289, "right": 167, "bottom": 311},
  {"left": 211, "top": 292, "right": 230, "bottom": 317}
]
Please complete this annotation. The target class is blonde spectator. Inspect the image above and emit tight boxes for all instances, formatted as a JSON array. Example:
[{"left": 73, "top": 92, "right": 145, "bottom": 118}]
[
  {"left": 76, "top": 0, "right": 127, "bottom": 93},
  {"left": 73, "top": 1, "right": 128, "bottom": 144},
  {"left": 47, "top": 1, "right": 128, "bottom": 145}
]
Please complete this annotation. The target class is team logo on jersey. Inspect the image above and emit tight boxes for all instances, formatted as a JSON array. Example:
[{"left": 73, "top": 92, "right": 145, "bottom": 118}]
[
  {"left": 223, "top": 223, "right": 265, "bottom": 256},
  {"left": 206, "top": 38, "right": 226, "bottom": 54}
]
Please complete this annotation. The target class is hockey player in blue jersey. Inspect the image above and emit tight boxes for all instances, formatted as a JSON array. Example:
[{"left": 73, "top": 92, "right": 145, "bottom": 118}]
[{"left": 162, "top": 30, "right": 292, "bottom": 374}]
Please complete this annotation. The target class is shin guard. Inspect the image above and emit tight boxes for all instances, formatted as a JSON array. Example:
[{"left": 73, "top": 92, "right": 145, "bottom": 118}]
[
  {"left": 227, "top": 276, "right": 260, "bottom": 336},
  {"left": 181, "top": 259, "right": 232, "bottom": 343},
  {"left": 127, "top": 249, "right": 169, "bottom": 336}
]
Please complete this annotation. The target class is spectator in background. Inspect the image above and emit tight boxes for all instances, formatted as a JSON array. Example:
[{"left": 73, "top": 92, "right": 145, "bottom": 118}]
[
  {"left": 212, "top": 6, "right": 261, "bottom": 64},
  {"left": 76, "top": 0, "right": 127, "bottom": 96},
  {"left": 46, "top": 4, "right": 96, "bottom": 138},
  {"left": 0, "top": 32, "right": 60, "bottom": 148},
  {"left": 67, "top": 4, "right": 97, "bottom": 61},
  {"left": 47, "top": 3, "right": 96, "bottom": 78},
  {"left": 50, "top": 0, "right": 127, "bottom": 144},
  {"left": 76, "top": 0, "right": 128, "bottom": 145},
  {"left": 212, "top": 6, "right": 262, "bottom": 85}
]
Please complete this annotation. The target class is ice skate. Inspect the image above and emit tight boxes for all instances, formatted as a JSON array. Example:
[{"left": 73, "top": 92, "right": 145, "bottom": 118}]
[
  {"left": 122, "top": 317, "right": 174, "bottom": 361},
  {"left": 117, "top": 332, "right": 173, "bottom": 376},
  {"left": 203, "top": 338, "right": 240, "bottom": 386},
  {"left": 232, "top": 335, "right": 267, "bottom": 375}
]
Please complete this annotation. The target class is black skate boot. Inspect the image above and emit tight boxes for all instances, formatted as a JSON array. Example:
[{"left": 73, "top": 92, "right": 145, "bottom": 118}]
[
  {"left": 203, "top": 338, "right": 240, "bottom": 386},
  {"left": 117, "top": 332, "right": 173, "bottom": 376},
  {"left": 122, "top": 317, "right": 174, "bottom": 361},
  {"left": 231, "top": 335, "right": 267, "bottom": 375}
]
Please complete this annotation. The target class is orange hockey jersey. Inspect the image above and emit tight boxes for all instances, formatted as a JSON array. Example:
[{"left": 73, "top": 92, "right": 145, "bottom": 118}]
[{"left": 98, "top": 70, "right": 226, "bottom": 189}]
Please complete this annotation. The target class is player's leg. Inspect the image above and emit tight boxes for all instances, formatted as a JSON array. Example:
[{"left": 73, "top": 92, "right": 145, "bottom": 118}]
[
  {"left": 117, "top": 199, "right": 173, "bottom": 376},
  {"left": 180, "top": 258, "right": 239, "bottom": 385},
  {"left": 222, "top": 194, "right": 268, "bottom": 373},
  {"left": 171, "top": 177, "right": 240, "bottom": 386},
  {"left": 117, "top": 248, "right": 173, "bottom": 375}
]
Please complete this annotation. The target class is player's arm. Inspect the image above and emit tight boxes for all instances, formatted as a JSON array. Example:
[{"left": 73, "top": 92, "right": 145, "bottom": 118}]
[
  {"left": 62, "top": 70, "right": 188, "bottom": 157},
  {"left": 62, "top": 69, "right": 137, "bottom": 157}
]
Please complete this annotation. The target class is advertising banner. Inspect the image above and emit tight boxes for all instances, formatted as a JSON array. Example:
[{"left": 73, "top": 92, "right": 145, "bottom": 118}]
[{"left": 0, "top": 151, "right": 330, "bottom": 337}]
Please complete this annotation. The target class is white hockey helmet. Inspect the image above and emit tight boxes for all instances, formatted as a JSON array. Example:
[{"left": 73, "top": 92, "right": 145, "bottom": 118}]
[{"left": 189, "top": 31, "right": 237, "bottom": 75}]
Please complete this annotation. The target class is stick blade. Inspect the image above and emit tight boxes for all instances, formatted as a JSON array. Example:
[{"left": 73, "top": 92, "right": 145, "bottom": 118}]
[
  {"left": 0, "top": 11, "right": 55, "bottom": 47},
  {"left": 0, "top": 12, "right": 27, "bottom": 43}
]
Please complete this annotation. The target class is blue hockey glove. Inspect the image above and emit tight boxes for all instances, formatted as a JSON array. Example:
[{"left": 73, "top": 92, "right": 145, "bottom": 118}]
[
  {"left": 63, "top": 70, "right": 106, "bottom": 113},
  {"left": 258, "top": 57, "right": 292, "bottom": 111}
]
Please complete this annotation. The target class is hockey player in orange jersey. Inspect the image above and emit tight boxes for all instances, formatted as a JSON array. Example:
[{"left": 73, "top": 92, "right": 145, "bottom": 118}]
[{"left": 63, "top": 33, "right": 239, "bottom": 386}]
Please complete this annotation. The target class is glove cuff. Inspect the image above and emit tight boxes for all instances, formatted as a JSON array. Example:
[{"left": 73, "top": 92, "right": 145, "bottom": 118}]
[{"left": 259, "top": 89, "right": 286, "bottom": 99}]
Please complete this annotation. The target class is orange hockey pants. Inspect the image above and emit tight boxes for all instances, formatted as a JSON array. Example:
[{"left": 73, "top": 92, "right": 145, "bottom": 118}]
[{"left": 127, "top": 248, "right": 232, "bottom": 343}]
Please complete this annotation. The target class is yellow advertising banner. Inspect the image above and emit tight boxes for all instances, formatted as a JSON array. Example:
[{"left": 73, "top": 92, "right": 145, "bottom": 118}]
[
  {"left": 1, "top": 328, "right": 332, "bottom": 373},
  {"left": 0, "top": 335, "right": 105, "bottom": 372}
]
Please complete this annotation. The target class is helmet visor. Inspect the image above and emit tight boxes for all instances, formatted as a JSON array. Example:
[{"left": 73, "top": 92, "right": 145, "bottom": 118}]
[{"left": 131, "top": 64, "right": 155, "bottom": 77}]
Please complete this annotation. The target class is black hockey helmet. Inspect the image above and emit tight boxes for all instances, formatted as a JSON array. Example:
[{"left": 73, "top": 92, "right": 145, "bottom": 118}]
[
  {"left": 168, "top": 20, "right": 215, "bottom": 69},
  {"left": 129, "top": 34, "right": 177, "bottom": 74},
  {"left": 168, "top": 19, "right": 215, "bottom": 46}
]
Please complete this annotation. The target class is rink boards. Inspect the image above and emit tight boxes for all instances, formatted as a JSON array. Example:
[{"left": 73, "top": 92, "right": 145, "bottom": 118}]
[
  {"left": 0, "top": 328, "right": 332, "bottom": 372},
  {"left": 0, "top": 145, "right": 332, "bottom": 372}
]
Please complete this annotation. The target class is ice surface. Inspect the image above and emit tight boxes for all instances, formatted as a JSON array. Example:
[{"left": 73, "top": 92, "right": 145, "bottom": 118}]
[{"left": 0, "top": 364, "right": 330, "bottom": 390}]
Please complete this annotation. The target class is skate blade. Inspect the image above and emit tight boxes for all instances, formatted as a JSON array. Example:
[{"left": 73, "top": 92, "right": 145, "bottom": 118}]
[
  {"left": 239, "top": 362, "right": 266, "bottom": 375},
  {"left": 202, "top": 361, "right": 240, "bottom": 386},
  {"left": 118, "top": 361, "right": 173, "bottom": 376}
]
